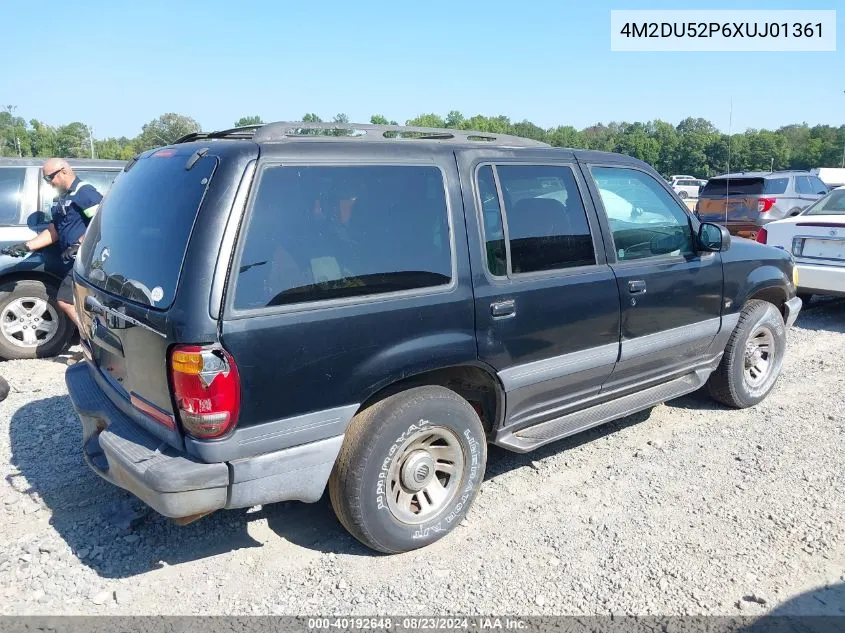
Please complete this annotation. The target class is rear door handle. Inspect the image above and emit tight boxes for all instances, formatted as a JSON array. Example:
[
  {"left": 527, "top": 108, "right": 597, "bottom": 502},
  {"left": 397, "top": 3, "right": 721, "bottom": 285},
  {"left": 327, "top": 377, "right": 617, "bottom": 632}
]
[
  {"left": 628, "top": 280, "right": 647, "bottom": 294},
  {"left": 491, "top": 299, "right": 516, "bottom": 318}
]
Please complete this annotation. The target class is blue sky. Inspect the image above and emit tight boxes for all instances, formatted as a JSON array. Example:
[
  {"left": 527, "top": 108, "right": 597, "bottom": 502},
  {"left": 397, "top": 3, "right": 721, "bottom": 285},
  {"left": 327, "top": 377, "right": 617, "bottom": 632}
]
[{"left": 3, "top": 0, "right": 842, "bottom": 139}]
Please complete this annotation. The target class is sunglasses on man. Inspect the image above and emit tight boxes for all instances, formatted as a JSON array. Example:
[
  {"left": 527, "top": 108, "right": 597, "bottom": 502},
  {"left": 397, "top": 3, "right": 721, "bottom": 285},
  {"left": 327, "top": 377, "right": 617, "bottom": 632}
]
[{"left": 43, "top": 167, "right": 63, "bottom": 183}]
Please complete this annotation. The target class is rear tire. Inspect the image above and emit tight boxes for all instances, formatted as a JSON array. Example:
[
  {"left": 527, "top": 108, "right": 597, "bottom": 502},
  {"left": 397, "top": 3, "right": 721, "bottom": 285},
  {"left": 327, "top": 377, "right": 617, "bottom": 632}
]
[
  {"left": 707, "top": 300, "right": 786, "bottom": 408},
  {"left": 0, "top": 279, "right": 74, "bottom": 360},
  {"left": 328, "top": 386, "right": 487, "bottom": 554}
]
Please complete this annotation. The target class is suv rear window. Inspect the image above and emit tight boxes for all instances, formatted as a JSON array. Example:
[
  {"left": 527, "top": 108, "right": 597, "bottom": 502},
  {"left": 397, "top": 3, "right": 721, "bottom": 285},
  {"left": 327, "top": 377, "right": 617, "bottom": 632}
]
[
  {"left": 76, "top": 151, "right": 217, "bottom": 309},
  {"left": 699, "top": 177, "right": 788, "bottom": 197},
  {"left": 233, "top": 165, "right": 452, "bottom": 309}
]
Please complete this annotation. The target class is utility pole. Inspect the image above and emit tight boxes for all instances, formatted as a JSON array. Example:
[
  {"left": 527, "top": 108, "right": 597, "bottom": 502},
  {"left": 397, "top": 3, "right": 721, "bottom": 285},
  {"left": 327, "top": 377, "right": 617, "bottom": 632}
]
[{"left": 88, "top": 124, "right": 95, "bottom": 159}]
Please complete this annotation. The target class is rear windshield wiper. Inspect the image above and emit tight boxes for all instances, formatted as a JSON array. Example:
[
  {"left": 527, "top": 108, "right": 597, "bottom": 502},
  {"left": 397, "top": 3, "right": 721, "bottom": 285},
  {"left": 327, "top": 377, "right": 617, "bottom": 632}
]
[{"left": 185, "top": 147, "right": 209, "bottom": 171}]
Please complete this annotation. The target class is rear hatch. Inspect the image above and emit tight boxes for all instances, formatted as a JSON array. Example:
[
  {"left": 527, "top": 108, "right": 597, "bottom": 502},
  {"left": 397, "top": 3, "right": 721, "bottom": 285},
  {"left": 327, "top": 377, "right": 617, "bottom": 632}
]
[
  {"left": 73, "top": 147, "right": 219, "bottom": 449},
  {"left": 696, "top": 177, "right": 788, "bottom": 227}
]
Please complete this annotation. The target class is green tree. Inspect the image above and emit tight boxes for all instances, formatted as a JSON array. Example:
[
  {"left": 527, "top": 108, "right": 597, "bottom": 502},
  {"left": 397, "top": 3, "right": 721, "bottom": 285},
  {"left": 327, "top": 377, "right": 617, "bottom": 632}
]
[
  {"left": 370, "top": 114, "right": 389, "bottom": 125},
  {"left": 138, "top": 113, "right": 201, "bottom": 150},
  {"left": 548, "top": 125, "right": 583, "bottom": 148},
  {"left": 646, "top": 120, "right": 679, "bottom": 175},
  {"left": 581, "top": 123, "right": 619, "bottom": 152},
  {"left": 510, "top": 119, "right": 547, "bottom": 142},
  {"left": 445, "top": 110, "right": 464, "bottom": 128},
  {"left": 406, "top": 113, "right": 446, "bottom": 128},
  {"left": 302, "top": 113, "right": 322, "bottom": 122},
  {"left": 28, "top": 119, "right": 57, "bottom": 157},
  {"left": 234, "top": 115, "right": 263, "bottom": 127},
  {"left": 56, "top": 122, "right": 91, "bottom": 158},
  {"left": 615, "top": 122, "right": 660, "bottom": 165},
  {"left": 0, "top": 106, "right": 30, "bottom": 156}
]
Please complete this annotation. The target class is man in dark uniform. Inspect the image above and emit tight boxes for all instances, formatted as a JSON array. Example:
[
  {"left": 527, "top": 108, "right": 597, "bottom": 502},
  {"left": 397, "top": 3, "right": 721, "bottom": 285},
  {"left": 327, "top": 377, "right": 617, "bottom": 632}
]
[{"left": 1, "top": 158, "right": 102, "bottom": 332}]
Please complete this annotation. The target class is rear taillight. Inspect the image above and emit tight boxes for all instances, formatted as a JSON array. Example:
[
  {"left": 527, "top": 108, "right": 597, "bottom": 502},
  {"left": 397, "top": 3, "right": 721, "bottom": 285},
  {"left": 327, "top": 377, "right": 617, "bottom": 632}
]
[
  {"left": 758, "top": 198, "right": 777, "bottom": 213},
  {"left": 169, "top": 345, "right": 240, "bottom": 439},
  {"left": 755, "top": 228, "right": 768, "bottom": 244}
]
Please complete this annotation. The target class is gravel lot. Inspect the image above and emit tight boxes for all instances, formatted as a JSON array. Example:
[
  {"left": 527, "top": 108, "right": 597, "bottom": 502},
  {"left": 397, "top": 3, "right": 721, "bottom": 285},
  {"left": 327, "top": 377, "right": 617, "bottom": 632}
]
[{"left": 0, "top": 298, "right": 843, "bottom": 616}]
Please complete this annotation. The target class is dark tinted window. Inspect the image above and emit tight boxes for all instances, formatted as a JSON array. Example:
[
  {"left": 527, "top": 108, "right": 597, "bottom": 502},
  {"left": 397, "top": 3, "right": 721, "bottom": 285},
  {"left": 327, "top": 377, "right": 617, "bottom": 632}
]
[
  {"left": 809, "top": 177, "right": 830, "bottom": 194},
  {"left": 476, "top": 165, "right": 507, "bottom": 276},
  {"left": 496, "top": 164, "right": 595, "bottom": 273},
  {"left": 0, "top": 167, "right": 26, "bottom": 225},
  {"left": 795, "top": 176, "right": 813, "bottom": 195},
  {"left": 591, "top": 166, "right": 694, "bottom": 261},
  {"left": 76, "top": 151, "right": 217, "bottom": 309},
  {"left": 234, "top": 165, "right": 451, "bottom": 309},
  {"left": 700, "top": 177, "right": 788, "bottom": 197}
]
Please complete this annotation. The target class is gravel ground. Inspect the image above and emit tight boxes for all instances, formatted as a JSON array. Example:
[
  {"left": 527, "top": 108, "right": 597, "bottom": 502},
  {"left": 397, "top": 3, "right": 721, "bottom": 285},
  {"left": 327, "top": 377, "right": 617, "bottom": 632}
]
[{"left": 0, "top": 298, "right": 843, "bottom": 617}]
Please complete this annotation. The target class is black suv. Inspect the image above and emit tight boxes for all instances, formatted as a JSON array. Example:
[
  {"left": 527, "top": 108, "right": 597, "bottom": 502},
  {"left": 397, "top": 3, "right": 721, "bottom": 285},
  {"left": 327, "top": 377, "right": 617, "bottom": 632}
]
[{"left": 66, "top": 122, "right": 802, "bottom": 554}]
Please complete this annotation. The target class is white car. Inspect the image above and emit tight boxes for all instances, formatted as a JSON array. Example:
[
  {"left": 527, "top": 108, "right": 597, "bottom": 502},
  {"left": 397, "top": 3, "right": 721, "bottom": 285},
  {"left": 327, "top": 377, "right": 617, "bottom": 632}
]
[
  {"left": 757, "top": 186, "right": 845, "bottom": 301},
  {"left": 671, "top": 178, "right": 707, "bottom": 199}
]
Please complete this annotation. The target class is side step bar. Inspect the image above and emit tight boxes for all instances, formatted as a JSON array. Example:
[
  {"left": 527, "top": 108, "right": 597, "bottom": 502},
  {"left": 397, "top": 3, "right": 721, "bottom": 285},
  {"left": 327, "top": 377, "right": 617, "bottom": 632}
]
[{"left": 494, "top": 368, "right": 711, "bottom": 453}]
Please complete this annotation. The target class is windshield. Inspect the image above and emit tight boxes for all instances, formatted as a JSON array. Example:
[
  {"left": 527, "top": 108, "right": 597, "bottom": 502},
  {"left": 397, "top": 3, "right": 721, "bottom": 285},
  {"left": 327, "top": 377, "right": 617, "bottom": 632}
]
[
  {"left": 76, "top": 150, "right": 217, "bottom": 309},
  {"left": 803, "top": 189, "right": 845, "bottom": 216}
]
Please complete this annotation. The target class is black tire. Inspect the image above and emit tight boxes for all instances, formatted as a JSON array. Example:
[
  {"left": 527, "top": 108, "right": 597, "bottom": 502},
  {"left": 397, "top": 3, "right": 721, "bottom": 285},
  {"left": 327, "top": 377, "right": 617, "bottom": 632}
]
[
  {"left": 328, "top": 386, "right": 487, "bottom": 554},
  {"left": 707, "top": 300, "right": 787, "bottom": 409},
  {"left": 0, "top": 375, "right": 8, "bottom": 402},
  {"left": 0, "top": 279, "right": 74, "bottom": 360}
]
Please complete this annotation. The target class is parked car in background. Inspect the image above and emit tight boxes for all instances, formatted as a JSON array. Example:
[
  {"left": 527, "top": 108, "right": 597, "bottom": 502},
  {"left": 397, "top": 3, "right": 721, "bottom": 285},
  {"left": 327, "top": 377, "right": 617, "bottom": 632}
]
[
  {"left": 671, "top": 178, "right": 707, "bottom": 199},
  {"left": 65, "top": 121, "right": 799, "bottom": 555},
  {"left": 695, "top": 171, "right": 829, "bottom": 239},
  {"left": 668, "top": 174, "right": 697, "bottom": 183},
  {"left": 756, "top": 186, "right": 845, "bottom": 301},
  {"left": 0, "top": 158, "right": 125, "bottom": 359},
  {"left": 811, "top": 167, "right": 845, "bottom": 190}
]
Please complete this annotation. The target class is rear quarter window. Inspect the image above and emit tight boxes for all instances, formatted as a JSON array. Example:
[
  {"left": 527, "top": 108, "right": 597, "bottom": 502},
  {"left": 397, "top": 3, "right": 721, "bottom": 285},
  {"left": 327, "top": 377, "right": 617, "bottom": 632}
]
[{"left": 233, "top": 164, "right": 452, "bottom": 309}]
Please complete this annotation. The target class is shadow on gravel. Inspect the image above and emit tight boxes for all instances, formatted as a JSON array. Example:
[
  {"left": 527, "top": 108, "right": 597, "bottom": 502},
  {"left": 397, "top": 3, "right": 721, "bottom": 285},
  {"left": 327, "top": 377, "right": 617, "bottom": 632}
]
[
  {"left": 795, "top": 296, "right": 845, "bottom": 333},
  {"left": 739, "top": 581, "right": 845, "bottom": 631},
  {"left": 8, "top": 395, "right": 265, "bottom": 578}
]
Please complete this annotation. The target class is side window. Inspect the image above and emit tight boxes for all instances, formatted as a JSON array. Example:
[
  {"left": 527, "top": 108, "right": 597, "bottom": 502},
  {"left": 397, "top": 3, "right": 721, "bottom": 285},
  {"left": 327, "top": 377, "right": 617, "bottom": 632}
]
[
  {"left": 794, "top": 176, "right": 813, "bottom": 195},
  {"left": 495, "top": 164, "right": 596, "bottom": 274},
  {"left": 234, "top": 165, "right": 452, "bottom": 309},
  {"left": 476, "top": 165, "right": 507, "bottom": 276},
  {"left": 75, "top": 170, "right": 121, "bottom": 198},
  {"left": 590, "top": 166, "right": 694, "bottom": 262},
  {"left": 0, "top": 167, "right": 26, "bottom": 225},
  {"left": 809, "top": 177, "right": 829, "bottom": 195},
  {"left": 41, "top": 169, "right": 120, "bottom": 214}
]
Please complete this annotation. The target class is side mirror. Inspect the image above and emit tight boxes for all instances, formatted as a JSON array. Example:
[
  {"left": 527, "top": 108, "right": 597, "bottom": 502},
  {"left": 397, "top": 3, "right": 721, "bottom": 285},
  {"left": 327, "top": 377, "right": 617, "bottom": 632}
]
[{"left": 698, "top": 222, "right": 731, "bottom": 252}]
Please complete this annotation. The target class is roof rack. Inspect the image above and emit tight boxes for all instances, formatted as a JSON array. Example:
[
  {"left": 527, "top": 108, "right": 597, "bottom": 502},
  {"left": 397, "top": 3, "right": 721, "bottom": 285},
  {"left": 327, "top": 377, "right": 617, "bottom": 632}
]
[
  {"left": 174, "top": 121, "right": 550, "bottom": 148},
  {"left": 173, "top": 124, "right": 265, "bottom": 145}
]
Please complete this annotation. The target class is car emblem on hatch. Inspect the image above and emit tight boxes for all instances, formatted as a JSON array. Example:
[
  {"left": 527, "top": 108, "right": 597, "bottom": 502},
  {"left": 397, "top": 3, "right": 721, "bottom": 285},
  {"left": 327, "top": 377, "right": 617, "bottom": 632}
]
[{"left": 830, "top": 229, "right": 838, "bottom": 236}]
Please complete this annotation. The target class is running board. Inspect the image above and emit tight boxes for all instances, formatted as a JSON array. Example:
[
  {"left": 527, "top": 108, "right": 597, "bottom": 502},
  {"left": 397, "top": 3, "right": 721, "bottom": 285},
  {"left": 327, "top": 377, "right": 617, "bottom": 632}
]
[{"left": 494, "top": 368, "right": 711, "bottom": 453}]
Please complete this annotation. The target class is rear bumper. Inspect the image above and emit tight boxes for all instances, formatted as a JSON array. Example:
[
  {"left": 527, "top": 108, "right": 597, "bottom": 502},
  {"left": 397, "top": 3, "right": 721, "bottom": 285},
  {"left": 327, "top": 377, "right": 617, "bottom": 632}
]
[
  {"left": 783, "top": 296, "right": 802, "bottom": 329},
  {"left": 65, "top": 363, "right": 343, "bottom": 519},
  {"left": 795, "top": 262, "right": 845, "bottom": 298}
]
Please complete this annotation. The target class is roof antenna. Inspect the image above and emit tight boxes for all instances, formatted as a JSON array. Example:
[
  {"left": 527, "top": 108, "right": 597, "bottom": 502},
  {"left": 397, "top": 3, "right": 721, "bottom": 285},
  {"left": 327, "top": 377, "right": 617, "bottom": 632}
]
[{"left": 725, "top": 96, "right": 733, "bottom": 225}]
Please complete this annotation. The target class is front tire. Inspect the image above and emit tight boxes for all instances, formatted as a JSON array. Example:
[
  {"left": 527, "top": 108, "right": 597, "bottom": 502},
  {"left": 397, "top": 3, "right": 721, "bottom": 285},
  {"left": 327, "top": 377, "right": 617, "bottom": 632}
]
[
  {"left": 0, "top": 279, "right": 74, "bottom": 360},
  {"left": 329, "top": 386, "right": 487, "bottom": 554},
  {"left": 707, "top": 300, "right": 786, "bottom": 408}
]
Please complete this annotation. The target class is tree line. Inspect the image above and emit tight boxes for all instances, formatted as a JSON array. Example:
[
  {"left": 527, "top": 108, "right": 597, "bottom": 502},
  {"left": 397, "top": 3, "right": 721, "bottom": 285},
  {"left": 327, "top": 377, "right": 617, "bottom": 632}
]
[{"left": 2, "top": 105, "right": 843, "bottom": 178}]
